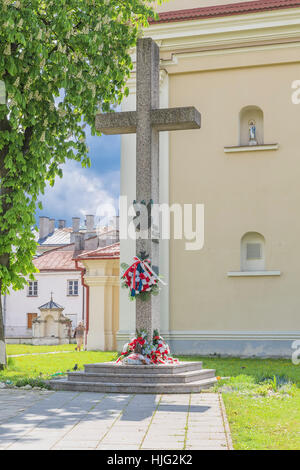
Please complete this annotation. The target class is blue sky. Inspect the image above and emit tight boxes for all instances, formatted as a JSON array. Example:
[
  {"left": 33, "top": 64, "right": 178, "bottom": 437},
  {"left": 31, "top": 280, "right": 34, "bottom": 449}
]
[{"left": 36, "top": 131, "right": 121, "bottom": 227}]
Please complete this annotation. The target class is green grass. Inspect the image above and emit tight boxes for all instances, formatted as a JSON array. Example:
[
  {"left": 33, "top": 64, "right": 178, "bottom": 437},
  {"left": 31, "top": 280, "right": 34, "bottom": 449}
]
[
  {"left": 6, "top": 344, "right": 76, "bottom": 355},
  {"left": 1, "top": 347, "right": 299, "bottom": 449},
  {"left": 1, "top": 346, "right": 118, "bottom": 387},
  {"left": 220, "top": 376, "right": 300, "bottom": 450},
  {"left": 178, "top": 355, "right": 300, "bottom": 386},
  {"left": 178, "top": 356, "right": 300, "bottom": 450}
]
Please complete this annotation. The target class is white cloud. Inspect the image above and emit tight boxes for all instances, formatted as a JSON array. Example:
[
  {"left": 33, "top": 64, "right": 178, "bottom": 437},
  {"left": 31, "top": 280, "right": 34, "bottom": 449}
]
[{"left": 39, "top": 161, "right": 118, "bottom": 223}]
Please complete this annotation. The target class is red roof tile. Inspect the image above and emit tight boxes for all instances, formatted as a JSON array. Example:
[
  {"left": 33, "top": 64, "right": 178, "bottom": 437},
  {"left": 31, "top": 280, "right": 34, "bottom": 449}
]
[
  {"left": 34, "top": 246, "right": 81, "bottom": 272},
  {"left": 151, "top": 0, "right": 300, "bottom": 23},
  {"left": 77, "top": 243, "right": 120, "bottom": 260}
]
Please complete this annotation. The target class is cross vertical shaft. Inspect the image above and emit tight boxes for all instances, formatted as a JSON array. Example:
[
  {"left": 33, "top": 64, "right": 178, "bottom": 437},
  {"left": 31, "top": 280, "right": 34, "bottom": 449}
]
[
  {"left": 95, "top": 37, "right": 201, "bottom": 349},
  {"left": 135, "top": 38, "right": 160, "bottom": 340}
]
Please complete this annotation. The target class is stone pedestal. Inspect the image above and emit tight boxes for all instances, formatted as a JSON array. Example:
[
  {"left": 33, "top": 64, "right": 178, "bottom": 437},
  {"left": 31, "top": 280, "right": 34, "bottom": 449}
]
[{"left": 49, "top": 362, "right": 216, "bottom": 394}]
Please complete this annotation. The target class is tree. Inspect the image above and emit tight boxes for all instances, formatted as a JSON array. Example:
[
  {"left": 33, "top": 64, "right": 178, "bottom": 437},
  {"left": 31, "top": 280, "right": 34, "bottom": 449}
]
[{"left": 0, "top": 0, "right": 160, "bottom": 369}]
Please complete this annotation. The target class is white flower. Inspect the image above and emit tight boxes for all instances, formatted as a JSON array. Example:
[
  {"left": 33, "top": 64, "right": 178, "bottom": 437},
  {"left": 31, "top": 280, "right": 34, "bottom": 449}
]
[{"left": 4, "top": 43, "right": 11, "bottom": 55}]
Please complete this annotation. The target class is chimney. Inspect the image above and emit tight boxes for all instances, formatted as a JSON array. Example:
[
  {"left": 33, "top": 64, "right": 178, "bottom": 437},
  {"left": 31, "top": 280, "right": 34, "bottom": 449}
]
[
  {"left": 72, "top": 217, "right": 80, "bottom": 232},
  {"left": 39, "top": 216, "right": 50, "bottom": 240},
  {"left": 58, "top": 219, "right": 66, "bottom": 229},
  {"left": 74, "top": 232, "right": 84, "bottom": 251},
  {"left": 49, "top": 218, "right": 55, "bottom": 234},
  {"left": 86, "top": 215, "right": 94, "bottom": 232}
]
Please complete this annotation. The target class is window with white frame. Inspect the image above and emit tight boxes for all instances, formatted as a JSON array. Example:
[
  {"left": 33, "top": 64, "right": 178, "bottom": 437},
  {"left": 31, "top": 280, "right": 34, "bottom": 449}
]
[
  {"left": 68, "top": 280, "right": 79, "bottom": 296},
  {"left": 241, "top": 232, "right": 265, "bottom": 272},
  {"left": 28, "top": 281, "right": 38, "bottom": 297}
]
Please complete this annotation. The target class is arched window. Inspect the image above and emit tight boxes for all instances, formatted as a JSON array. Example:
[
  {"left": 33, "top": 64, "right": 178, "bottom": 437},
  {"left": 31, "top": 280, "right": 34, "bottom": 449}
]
[
  {"left": 239, "top": 106, "right": 264, "bottom": 146},
  {"left": 241, "top": 232, "right": 265, "bottom": 272}
]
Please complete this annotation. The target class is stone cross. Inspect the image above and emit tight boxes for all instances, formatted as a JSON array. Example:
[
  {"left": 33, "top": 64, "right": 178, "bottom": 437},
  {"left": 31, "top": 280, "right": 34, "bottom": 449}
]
[{"left": 96, "top": 38, "right": 201, "bottom": 342}]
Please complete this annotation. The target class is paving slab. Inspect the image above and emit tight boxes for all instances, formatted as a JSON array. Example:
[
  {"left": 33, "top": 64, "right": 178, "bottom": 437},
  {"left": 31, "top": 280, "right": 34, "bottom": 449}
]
[{"left": 0, "top": 389, "right": 232, "bottom": 450}]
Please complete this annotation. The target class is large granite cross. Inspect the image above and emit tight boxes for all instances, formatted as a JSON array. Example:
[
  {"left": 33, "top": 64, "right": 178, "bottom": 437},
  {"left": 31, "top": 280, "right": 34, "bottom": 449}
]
[{"left": 96, "top": 38, "right": 201, "bottom": 343}]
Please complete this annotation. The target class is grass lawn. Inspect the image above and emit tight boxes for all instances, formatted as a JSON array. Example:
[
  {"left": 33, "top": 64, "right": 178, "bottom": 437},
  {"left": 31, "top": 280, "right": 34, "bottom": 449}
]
[
  {"left": 6, "top": 344, "right": 76, "bottom": 355},
  {"left": 180, "top": 355, "right": 300, "bottom": 450},
  {"left": 1, "top": 345, "right": 118, "bottom": 387},
  {"left": 1, "top": 346, "right": 299, "bottom": 449},
  {"left": 222, "top": 380, "right": 300, "bottom": 450},
  {"left": 179, "top": 355, "right": 300, "bottom": 385}
]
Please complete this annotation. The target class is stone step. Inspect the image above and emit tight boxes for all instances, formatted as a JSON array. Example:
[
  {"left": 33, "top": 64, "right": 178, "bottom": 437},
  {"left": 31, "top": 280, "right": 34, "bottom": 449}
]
[
  {"left": 84, "top": 361, "right": 203, "bottom": 375},
  {"left": 67, "top": 368, "right": 215, "bottom": 384},
  {"left": 49, "top": 377, "right": 217, "bottom": 394}
]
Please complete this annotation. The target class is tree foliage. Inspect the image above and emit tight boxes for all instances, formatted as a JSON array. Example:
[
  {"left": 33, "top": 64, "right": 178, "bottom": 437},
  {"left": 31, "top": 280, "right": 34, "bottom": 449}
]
[{"left": 0, "top": 0, "right": 158, "bottom": 295}]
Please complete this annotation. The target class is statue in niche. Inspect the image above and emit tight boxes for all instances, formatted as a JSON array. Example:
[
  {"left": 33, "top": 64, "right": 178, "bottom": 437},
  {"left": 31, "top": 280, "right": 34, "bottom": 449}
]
[{"left": 248, "top": 120, "right": 258, "bottom": 146}]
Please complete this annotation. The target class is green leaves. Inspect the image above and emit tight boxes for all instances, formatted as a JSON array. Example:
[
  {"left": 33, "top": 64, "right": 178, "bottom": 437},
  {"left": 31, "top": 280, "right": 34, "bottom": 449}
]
[
  {"left": 0, "top": 0, "right": 160, "bottom": 294},
  {"left": 6, "top": 57, "right": 17, "bottom": 76}
]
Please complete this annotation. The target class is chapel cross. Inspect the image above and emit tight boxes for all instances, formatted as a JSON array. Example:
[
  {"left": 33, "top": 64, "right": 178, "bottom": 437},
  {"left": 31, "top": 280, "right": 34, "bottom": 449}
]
[{"left": 96, "top": 38, "right": 201, "bottom": 342}]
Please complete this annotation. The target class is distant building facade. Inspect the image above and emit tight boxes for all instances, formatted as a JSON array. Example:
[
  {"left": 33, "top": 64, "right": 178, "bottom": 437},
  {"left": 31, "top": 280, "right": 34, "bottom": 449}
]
[{"left": 4, "top": 214, "right": 119, "bottom": 344}]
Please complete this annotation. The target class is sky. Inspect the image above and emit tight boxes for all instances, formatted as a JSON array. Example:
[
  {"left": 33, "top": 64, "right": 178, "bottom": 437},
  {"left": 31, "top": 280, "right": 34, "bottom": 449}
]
[{"left": 35, "top": 130, "right": 121, "bottom": 228}]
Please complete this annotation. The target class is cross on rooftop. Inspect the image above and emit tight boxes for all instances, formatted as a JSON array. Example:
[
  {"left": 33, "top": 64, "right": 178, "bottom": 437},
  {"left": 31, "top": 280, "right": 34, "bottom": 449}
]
[{"left": 96, "top": 38, "right": 201, "bottom": 342}]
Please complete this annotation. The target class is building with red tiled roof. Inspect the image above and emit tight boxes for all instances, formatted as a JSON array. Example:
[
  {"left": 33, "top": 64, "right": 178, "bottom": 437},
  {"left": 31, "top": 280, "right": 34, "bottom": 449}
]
[
  {"left": 5, "top": 244, "right": 84, "bottom": 341},
  {"left": 77, "top": 243, "right": 120, "bottom": 261},
  {"left": 152, "top": 0, "right": 300, "bottom": 23},
  {"left": 33, "top": 246, "right": 82, "bottom": 272},
  {"left": 5, "top": 231, "right": 121, "bottom": 346}
]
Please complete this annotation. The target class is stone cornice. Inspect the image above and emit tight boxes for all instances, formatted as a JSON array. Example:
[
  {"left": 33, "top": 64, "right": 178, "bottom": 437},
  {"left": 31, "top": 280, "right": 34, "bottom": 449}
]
[
  {"left": 121, "top": 9, "right": 300, "bottom": 91},
  {"left": 126, "top": 70, "right": 168, "bottom": 92},
  {"left": 117, "top": 330, "right": 300, "bottom": 341},
  {"left": 147, "top": 8, "right": 300, "bottom": 53}
]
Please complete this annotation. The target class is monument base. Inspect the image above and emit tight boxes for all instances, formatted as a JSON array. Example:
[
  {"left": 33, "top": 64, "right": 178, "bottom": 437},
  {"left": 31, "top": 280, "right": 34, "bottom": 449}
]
[{"left": 49, "top": 361, "right": 217, "bottom": 394}]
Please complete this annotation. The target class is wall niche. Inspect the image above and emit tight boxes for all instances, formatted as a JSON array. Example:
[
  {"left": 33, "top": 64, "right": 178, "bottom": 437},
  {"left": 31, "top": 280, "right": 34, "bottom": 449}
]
[{"left": 239, "top": 105, "right": 264, "bottom": 147}]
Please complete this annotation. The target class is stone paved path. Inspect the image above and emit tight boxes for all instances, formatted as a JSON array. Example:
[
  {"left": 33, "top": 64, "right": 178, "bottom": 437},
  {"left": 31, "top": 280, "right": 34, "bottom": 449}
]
[{"left": 0, "top": 390, "right": 232, "bottom": 450}]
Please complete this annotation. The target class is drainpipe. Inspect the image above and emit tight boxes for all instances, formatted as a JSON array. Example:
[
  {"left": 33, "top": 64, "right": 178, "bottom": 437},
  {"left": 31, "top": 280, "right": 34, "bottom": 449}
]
[
  {"left": 82, "top": 285, "right": 85, "bottom": 323},
  {"left": 75, "top": 260, "right": 89, "bottom": 348},
  {"left": 3, "top": 294, "right": 7, "bottom": 336}
]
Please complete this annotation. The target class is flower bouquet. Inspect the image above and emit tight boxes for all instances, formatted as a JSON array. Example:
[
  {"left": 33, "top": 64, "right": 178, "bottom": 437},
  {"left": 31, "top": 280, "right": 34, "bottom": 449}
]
[
  {"left": 116, "top": 329, "right": 179, "bottom": 366},
  {"left": 121, "top": 256, "right": 165, "bottom": 301}
]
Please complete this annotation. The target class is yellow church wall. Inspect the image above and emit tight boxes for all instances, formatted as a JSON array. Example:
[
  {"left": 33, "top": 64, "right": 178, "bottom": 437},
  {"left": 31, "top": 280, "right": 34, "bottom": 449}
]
[{"left": 168, "top": 59, "right": 300, "bottom": 334}]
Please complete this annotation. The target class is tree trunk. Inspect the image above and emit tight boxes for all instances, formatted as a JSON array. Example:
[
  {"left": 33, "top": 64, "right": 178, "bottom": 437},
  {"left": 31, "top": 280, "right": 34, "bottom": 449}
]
[{"left": 0, "top": 285, "right": 6, "bottom": 370}]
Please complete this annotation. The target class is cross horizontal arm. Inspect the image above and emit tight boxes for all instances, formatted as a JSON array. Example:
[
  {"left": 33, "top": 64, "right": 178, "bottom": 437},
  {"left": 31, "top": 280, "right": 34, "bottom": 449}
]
[
  {"left": 151, "top": 107, "right": 201, "bottom": 132},
  {"left": 95, "top": 111, "right": 137, "bottom": 135}
]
